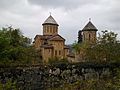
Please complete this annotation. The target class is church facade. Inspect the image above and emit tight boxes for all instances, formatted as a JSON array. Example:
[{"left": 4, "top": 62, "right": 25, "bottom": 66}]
[{"left": 34, "top": 15, "right": 69, "bottom": 63}]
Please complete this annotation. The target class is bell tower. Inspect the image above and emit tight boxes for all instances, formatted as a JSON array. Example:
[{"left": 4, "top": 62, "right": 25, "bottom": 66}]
[
  {"left": 81, "top": 20, "right": 98, "bottom": 43},
  {"left": 42, "top": 15, "right": 59, "bottom": 35}
]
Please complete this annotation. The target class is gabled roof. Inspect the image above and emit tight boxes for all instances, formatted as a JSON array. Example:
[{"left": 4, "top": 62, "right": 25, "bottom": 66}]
[
  {"left": 34, "top": 35, "right": 42, "bottom": 40},
  {"left": 34, "top": 34, "right": 65, "bottom": 42},
  {"left": 82, "top": 21, "right": 98, "bottom": 31},
  {"left": 34, "top": 35, "right": 52, "bottom": 40},
  {"left": 42, "top": 15, "right": 58, "bottom": 26},
  {"left": 48, "top": 34, "right": 65, "bottom": 41}
]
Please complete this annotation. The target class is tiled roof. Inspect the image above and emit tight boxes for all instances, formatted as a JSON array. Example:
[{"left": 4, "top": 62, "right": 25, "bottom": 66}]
[
  {"left": 82, "top": 21, "right": 98, "bottom": 31},
  {"left": 48, "top": 34, "right": 65, "bottom": 41},
  {"left": 34, "top": 35, "right": 52, "bottom": 40},
  {"left": 43, "top": 15, "right": 58, "bottom": 25},
  {"left": 41, "top": 44, "right": 53, "bottom": 49},
  {"left": 34, "top": 34, "right": 65, "bottom": 41}
]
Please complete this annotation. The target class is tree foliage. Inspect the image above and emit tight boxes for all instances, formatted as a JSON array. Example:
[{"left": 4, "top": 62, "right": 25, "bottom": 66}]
[
  {"left": 73, "top": 30, "right": 120, "bottom": 62},
  {"left": 0, "top": 26, "right": 41, "bottom": 65},
  {"left": 89, "top": 30, "right": 120, "bottom": 62}
]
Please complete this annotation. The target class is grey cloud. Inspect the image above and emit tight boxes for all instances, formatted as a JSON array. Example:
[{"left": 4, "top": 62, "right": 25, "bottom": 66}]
[
  {"left": 0, "top": 0, "right": 120, "bottom": 44},
  {"left": 0, "top": 0, "right": 18, "bottom": 9},
  {"left": 28, "top": 0, "right": 100, "bottom": 9}
]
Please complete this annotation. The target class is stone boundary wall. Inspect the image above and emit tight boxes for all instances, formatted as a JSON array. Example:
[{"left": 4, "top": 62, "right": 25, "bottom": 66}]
[{"left": 0, "top": 62, "right": 119, "bottom": 90}]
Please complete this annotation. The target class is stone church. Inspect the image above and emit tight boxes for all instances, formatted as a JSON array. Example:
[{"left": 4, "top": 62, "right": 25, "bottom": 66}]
[
  {"left": 34, "top": 15, "right": 69, "bottom": 63},
  {"left": 68, "top": 20, "right": 98, "bottom": 62}
]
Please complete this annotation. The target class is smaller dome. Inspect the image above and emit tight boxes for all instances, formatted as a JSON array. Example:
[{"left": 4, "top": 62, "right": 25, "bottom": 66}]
[
  {"left": 82, "top": 21, "right": 97, "bottom": 31},
  {"left": 42, "top": 15, "right": 58, "bottom": 26}
]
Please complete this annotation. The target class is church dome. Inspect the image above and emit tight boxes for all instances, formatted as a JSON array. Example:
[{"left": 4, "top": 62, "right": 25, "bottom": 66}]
[
  {"left": 82, "top": 21, "right": 97, "bottom": 31},
  {"left": 42, "top": 15, "right": 58, "bottom": 26}
]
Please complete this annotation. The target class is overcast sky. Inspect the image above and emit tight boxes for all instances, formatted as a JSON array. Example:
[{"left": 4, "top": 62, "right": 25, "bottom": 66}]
[{"left": 0, "top": 0, "right": 120, "bottom": 44}]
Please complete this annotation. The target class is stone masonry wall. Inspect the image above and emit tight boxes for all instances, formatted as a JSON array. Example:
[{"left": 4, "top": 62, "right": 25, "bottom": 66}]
[{"left": 0, "top": 63, "right": 118, "bottom": 90}]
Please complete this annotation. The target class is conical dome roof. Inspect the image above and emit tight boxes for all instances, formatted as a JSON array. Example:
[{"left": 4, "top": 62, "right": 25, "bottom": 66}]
[
  {"left": 82, "top": 21, "right": 97, "bottom": 31},
  {"left": 42, "top": 15, "right": 58, "bottom": 26}
]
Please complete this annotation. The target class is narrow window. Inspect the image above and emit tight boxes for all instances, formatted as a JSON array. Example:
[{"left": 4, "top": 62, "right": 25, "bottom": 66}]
[
  {"left": 50, "top": 29, "right": 52, "bottom": 33},
  {"left": 50, "top": 26, "right": 52, "bottom": 33},
  {"left": 59, "top": 50, "right": 61, "bottom": 55},
  {"left": 48, "top": 26, "right": 50, "bottom": 33},
  {"left": 53, "top": 29, "right": 55, "bottom": 33},
  {"left": 53, "top": 26, "right": 56, "bottom": 33},
  {"left": 89, "top": 34, "right": 91, "bottom": 41},
  {"left": 49, "top": 49, "right": 51, "bottom": 53},
  {"left": 47, "top": 29, "right": 49, "bottom": 33},
  {"left": 55, "top": 50, "right": 57, "bottom": 56}
]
